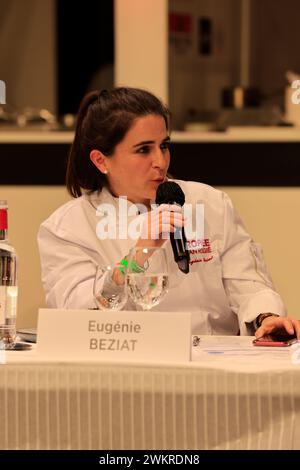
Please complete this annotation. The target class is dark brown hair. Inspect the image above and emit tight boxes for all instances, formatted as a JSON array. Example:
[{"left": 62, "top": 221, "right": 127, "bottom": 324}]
[{"left": 66, "top": 87, "right": 170, "bottom": 197}]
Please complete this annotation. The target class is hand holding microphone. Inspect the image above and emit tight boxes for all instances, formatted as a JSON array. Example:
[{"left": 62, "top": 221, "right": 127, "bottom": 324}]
[
  {"left": 136, "top": 203, "right": 184, "bottom": 248},
  {"left": 136, "top": 181, "right": 190, "bottom": 274},
  {"left": 156, "top": 182, "right": 190, "bottom": 274}
]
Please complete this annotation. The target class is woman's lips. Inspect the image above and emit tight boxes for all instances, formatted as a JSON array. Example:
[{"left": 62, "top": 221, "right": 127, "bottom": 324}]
[{"left": 151, "top": 178, "right": 165, "bottom": 183}]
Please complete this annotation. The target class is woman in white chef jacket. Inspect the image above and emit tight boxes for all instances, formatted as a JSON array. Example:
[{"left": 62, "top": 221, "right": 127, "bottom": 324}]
[{"left": 38, "top": 87, "right": 300, "bottom": 338}]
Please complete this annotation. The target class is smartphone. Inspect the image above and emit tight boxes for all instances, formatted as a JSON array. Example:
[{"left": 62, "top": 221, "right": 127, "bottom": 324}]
[{"left": 253, "top": 334, "right": 298, "bottom": 347}]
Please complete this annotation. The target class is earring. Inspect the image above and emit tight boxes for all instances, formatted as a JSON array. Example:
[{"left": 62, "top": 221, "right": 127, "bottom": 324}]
[{"left": 102, "top": 169, "right": 108, "bottom": 175}]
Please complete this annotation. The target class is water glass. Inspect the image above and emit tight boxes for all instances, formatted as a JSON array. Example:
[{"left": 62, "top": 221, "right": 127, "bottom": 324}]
[
  {"left": 93, "top": 265, "right": 128, "bottom": 311},
  {"left": 126, "top": 246, "right": 169, "bottom": 310}
]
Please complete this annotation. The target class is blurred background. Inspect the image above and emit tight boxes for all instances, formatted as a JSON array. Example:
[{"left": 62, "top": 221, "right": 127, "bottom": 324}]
[
  {"left": 1, "top": 0, "right": 300, "bottom": 327},
  {"left": 1, "top": 0, "right": 300, "bottom": 129}
]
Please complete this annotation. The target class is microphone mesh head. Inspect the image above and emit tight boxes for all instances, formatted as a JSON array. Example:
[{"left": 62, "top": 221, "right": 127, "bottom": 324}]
[{"left": 155, "top": 181, "right": 185, "bottom": 206}]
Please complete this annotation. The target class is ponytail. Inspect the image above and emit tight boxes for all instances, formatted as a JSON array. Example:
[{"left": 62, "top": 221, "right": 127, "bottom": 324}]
[{"left": 66, "top": 91, "right": 103, "bottom": 197}]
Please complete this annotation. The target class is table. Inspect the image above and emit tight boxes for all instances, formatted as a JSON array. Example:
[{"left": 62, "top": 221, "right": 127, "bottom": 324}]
[{"left": 0, "top": 336, "right": 300, "bottom": 450}]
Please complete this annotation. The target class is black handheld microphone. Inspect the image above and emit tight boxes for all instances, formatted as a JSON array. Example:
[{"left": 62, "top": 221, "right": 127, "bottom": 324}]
[{"left": 156, "top": 181, "right": 190, "bottom": 274}]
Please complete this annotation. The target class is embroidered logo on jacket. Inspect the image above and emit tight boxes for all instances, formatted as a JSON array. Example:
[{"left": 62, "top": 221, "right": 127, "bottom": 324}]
[{"left": 187, "top": 238, "right": 213, "bottom": 265}]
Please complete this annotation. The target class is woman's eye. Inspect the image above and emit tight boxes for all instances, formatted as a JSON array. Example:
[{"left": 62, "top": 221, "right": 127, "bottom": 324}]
[
  {"left": 136, "top": 142, "right": 170, "bottom": 154},
  {"left": 137, "top": 146, "right": 150, "bottom": 154},
  {"left": 160, "top": 142, "right": 170, "bottom": 151}
]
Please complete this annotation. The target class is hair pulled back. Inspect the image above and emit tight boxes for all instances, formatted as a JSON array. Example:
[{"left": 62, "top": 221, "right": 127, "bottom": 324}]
[{"left": 66, "top": 87, "right": 170, "bottom": 197}]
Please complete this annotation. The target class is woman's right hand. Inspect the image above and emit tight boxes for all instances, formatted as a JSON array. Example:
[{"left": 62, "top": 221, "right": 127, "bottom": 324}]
[
  {"left": 136, "top": 203, "right": 185, "bottom": 249},
  {"left": 111, "top": 204, "right": 185, "bottom": 285}
]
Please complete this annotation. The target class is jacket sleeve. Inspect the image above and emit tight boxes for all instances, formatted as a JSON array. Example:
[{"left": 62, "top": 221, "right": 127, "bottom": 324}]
[
  {"left": 37, "top": 222, "right": 102, "bottom": 309},
  {"left": 220, "top": 192, "right": 286, "bottom": 335}
]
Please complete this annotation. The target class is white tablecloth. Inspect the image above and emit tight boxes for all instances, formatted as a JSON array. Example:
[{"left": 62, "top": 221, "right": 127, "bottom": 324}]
[{"left": 1, "top": 336, "right": 300, "bottom": 450}]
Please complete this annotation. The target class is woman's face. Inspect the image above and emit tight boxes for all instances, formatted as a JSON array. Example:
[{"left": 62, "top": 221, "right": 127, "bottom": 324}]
[{"left": 105, "top": 114, "right": 170, "bottom": 206}]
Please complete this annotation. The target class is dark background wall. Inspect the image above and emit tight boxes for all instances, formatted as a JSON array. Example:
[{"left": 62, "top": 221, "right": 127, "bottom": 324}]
[
  {"left": 251, "top": 0, "right": 300, "bottom": 109},
  {"left": 56, "top": 0, "right": 114, "bottom": 115}
]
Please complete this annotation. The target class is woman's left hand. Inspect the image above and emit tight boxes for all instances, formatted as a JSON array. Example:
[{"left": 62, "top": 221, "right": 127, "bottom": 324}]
[{"left": 255, "top": 315, "right": 300, "bottom": 340}]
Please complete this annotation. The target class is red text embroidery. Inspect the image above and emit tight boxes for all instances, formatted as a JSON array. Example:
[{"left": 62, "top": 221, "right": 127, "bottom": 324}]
[{"left": 188, "top": 238, "right": 213, "bottom": 265}]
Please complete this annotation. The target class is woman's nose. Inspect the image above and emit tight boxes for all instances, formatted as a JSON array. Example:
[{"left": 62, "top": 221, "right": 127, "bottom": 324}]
[{"left": 152, "top": 148, "right": 167, "bottom": 169}]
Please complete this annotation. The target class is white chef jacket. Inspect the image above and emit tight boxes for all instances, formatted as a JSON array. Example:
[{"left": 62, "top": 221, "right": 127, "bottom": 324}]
[{"left": 37, "top": 180, "right": 286, "bottom": 335}]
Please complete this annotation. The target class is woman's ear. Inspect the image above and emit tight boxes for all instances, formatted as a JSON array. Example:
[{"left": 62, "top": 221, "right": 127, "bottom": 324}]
[{"left": 90, "top": 150, "right": 108, "bottom": 174}]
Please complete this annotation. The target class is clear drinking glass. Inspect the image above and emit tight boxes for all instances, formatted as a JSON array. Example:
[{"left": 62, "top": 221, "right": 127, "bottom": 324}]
[
  {"left": 126, "top": 246, "right": 169, "bottom": 310},
  {"left": 93, "top": 265, "right": 128, "bottom": 311}
]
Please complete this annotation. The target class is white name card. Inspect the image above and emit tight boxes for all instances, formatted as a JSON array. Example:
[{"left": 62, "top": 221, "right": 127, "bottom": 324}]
[{"left": 37, "top": 309, "right": 191, "bottom": 363}]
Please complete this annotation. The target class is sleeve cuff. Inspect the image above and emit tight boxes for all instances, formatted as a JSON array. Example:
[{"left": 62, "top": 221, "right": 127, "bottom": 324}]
[{"left": 237, "top": 290, "right": 286, "bottom": 335}]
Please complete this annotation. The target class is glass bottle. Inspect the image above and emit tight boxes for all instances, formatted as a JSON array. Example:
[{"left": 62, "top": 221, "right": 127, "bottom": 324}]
[{"left": 0, "top": 200, "right": 18, "bottom": 348}]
